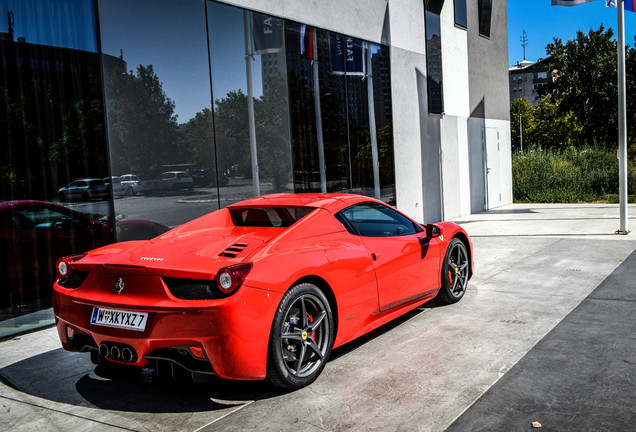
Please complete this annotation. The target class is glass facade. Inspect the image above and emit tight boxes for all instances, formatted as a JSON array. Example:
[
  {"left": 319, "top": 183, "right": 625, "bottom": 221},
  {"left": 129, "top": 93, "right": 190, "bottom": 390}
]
[
  {"left": 0, "top": 0, "right": 113, "bottom": 336},
  {"left": 0, "top": 0, "right": 395, "bottom": 337}
]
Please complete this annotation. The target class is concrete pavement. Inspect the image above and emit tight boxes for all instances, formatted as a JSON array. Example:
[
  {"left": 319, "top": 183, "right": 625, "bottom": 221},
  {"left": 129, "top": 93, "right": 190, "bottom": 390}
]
[{"left": 1, "top": 203, "right": 635, "bottom": 431}]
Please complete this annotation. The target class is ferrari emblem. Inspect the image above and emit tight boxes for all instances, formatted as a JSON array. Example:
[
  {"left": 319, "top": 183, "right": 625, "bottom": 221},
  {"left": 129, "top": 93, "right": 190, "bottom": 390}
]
[
  {"left": 301, "top": 330, "right": 308, "bottom": 340},
  {"left": 114, "top": 278, "right": 125, "bottom": 295}
]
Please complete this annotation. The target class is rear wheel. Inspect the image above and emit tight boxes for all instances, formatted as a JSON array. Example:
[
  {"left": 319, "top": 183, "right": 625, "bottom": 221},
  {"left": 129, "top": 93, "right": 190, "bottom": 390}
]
[
  {"left": 266, "top": 283, "right": 334, "bottom": 389},
  {"left": 436, "top": 238, "right": 469, "bottom": 304}
]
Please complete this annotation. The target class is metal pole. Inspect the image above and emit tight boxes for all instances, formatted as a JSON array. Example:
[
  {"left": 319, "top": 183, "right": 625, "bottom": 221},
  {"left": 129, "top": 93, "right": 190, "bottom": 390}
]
[
  {"left": 312, "top": 31, "right": 327, "bottom": 193},
  {"left": 519, "top": 113, "right": 523, "bottom": 153},
  {"left": 617, "top": 0, "right": 629, "bottom": 234},
  {"left": 366, "top": 42, "right": 381, "bottom": 199},
  {"left": 244, "top": 11, "right": 260, "bottom": 196}
]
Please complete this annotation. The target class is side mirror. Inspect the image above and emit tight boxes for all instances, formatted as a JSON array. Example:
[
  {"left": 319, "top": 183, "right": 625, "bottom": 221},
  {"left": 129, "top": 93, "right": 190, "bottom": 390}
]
[{"left": 426, "top": 224, "right": 441, "bottom": 238}]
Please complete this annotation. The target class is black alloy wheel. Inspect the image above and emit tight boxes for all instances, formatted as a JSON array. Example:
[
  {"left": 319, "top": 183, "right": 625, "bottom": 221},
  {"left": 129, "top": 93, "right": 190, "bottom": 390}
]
[
  {"left": 436, "top": 238, "right": 470, "bottom": 304},
  {"left": 267, "top": 283, "right": 334, "bottom": 389}
]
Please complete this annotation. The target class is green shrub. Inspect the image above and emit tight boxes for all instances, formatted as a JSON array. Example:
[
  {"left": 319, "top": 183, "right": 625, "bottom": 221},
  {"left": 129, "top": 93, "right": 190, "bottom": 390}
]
[{"left": 512, "top": 147, "right": 634, "bottom": 203}]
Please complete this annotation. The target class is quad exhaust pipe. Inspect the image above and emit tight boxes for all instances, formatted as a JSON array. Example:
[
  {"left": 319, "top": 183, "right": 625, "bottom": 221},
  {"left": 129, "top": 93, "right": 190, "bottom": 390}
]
[{"left": 99, "top": 342, "right": 137, "bottom": 363}]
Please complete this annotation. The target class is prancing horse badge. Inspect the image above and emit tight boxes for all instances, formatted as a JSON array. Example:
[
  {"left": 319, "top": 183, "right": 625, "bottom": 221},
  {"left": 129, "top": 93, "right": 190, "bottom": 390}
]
[{"left": 114, "top": 278, "right": 125, "bottom": 295}]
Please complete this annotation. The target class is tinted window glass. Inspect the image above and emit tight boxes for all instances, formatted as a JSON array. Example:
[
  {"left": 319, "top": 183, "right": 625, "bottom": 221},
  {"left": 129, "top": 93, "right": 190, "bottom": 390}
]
[
  {"left": 337, "top": 202, "right": 420, "bottom": 237},
  {"left": 478, "top": 0, "right": 492, "bottom": 37},
  {"left": 230, "top": 207, "right": 314, "bottom": 227},
  {"left": 425, "top": 10, "right": 443, "bottom": 114},
  {"left": 454, "top": 0, "right": 467, "bottom": 28}
]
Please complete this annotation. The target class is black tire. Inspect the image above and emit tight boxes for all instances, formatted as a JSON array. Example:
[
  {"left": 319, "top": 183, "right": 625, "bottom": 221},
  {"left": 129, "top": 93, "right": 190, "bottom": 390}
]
[
  {"left": 436, "top": 238, "right": 470, "bottom": 304},
  {"left": 266, "top": 283, "right": 334, "bottom": 389}
]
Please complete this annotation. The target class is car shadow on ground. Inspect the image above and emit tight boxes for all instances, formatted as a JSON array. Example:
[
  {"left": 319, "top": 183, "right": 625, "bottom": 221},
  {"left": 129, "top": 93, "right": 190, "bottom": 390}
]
[
  {"left": 0, "top": 299, "right": 448, "bottom": 414},
  {"left": 330, "top": 298, "right": 445, "bottom": 361},
  {"left": 0, "top": 347, "right": 276, "bottom": 413}
]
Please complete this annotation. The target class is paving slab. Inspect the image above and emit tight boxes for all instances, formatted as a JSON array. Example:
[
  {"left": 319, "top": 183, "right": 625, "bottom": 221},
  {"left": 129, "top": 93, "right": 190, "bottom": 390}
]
[{"left": 0, "top": 204, "right": 635, "bottom": 432}]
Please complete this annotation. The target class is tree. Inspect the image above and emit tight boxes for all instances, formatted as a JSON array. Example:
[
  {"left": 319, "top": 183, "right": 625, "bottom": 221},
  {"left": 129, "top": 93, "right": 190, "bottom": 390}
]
[
  {"left": 104, "top": 65, "right": 178, "bottom": 178},
  {"left": 543, "top": 26, "right": 618, "bottom": 148},
  {"left": 510, "top": 97, "right": 536, "bottom": 151}
]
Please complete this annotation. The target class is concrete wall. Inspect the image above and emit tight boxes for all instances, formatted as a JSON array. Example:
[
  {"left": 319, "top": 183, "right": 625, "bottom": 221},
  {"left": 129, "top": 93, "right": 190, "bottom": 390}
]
[{"left": 466, "top": 0, "right": 510, "bottom": 121}]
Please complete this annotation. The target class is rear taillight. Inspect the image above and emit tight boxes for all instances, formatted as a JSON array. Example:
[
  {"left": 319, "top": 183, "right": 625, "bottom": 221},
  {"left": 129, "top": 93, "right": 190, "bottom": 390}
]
[
  {"left": 215, "top": 263, "right": 253, "bottom": 294},
  {"left": 56, "top": 254, "right": 86, "bottom": 280}
]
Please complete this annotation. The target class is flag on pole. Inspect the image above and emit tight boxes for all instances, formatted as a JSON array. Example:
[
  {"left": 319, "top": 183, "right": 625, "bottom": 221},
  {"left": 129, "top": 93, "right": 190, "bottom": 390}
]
[
  {"left": 300, "top": 24, "right": 315, "bottom": 60},
  {"left": 251, "top": 12, "right": 284, "bottom": 55},
  {"left": 551, "top": 0, "right": 598, "bottom": 5},
  {"left": 329, "top": 34, "right": 365, "bottom": 76},
  {"left": 607, "top": 0, "right": 636, "bottom": 12}
]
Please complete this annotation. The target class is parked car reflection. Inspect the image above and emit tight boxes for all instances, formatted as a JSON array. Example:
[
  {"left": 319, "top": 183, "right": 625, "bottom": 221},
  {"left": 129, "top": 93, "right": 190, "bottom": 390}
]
[
  {"left": 119, "top": 174, "right": 142, "bottom": 196},
  {"left": 0, "top": 201, "right": 169, "bottom": 312},
  {"left": 104, "top": 176, "right": 127, "bottom": 198},
  {"left": 58, "top": 179, "right": 109, "bottom": 202}
]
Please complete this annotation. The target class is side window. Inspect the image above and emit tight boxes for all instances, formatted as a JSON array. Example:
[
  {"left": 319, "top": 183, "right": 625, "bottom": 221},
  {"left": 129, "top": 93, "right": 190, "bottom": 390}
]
[{"left": 336, "top": 202, "right": 422, "bottom": 237}]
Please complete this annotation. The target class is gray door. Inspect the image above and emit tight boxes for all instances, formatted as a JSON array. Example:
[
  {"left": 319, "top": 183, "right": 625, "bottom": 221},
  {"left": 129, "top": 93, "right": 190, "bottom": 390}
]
[{"left": 484, "top": 127, "right": 501, "bottom": 209}]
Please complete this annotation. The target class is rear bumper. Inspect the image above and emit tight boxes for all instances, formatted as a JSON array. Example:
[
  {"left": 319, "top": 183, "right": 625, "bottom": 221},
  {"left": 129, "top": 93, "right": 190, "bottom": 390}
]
[{"left": 53, "top": 284, "right": 282, "bottom": 380}]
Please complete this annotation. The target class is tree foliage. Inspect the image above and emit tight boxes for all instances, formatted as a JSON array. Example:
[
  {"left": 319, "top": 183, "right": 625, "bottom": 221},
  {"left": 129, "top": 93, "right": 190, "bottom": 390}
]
[
  {"left": 104, "top": 65, "right": 178, "bottom": 178},
  {"left": 542, "top": 26, "right": 617, "bottom": 148},
  {"left": 511, "top": 95, "right": 581, "bottom": 151}
]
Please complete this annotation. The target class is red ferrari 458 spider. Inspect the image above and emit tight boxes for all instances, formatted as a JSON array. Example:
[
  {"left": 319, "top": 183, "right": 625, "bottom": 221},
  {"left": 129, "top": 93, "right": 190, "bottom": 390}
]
[{"left": 53, "top": 193, "right": 472, "bottom": 389}]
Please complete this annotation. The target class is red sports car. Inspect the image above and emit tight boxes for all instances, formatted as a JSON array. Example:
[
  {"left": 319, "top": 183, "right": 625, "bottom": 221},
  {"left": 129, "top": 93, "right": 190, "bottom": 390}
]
[{"left": 53, "top": 194, "right": 472, "bottom": 389}]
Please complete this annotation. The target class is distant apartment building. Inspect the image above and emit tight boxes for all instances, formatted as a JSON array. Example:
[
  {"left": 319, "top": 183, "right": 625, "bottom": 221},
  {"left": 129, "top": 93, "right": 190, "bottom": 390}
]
[{"left": 509, "top": 57, "right": 554, "bottom": 105}]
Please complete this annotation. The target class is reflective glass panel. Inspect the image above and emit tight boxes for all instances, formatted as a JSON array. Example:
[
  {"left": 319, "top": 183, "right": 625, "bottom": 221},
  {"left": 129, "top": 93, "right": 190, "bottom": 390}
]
[
  {"left": 0, "top": 0, "right": 110, "bottom": 335},
  {"left": 478, "top": 0, "right": 493, "bottom": 37},
  {"left": 426, "top": 10, "right": 444, "bottom": 114},
  {"left": 454, "top": 0, "right": 467, "bottom": 29},
  {"left": 369, "top": 43, "right": 396, "bottom": 205},
  {"left": 99, "top": 0, "right": 217, "bottom": 233}
]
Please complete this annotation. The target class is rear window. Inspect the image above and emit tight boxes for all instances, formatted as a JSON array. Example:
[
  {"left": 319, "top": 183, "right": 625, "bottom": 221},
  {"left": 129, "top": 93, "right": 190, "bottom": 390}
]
[{"left": 230, "top": 207, "right": 314, "bottom": 227}]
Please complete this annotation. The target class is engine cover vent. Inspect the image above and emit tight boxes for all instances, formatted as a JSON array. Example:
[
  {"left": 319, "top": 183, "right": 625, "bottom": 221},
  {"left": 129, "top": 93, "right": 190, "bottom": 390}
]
[{"left": 218, "top": 243, "right": 248, "bottom": 258}]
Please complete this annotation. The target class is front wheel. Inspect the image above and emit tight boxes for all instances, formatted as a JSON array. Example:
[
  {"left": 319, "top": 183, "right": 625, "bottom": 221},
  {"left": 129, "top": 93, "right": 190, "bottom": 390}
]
[
  {"left": 266, "top": 283, "right": 334, "bottom": 389},
  {"left": 436, "top": 238, "right": 470, "bottom": 304}
]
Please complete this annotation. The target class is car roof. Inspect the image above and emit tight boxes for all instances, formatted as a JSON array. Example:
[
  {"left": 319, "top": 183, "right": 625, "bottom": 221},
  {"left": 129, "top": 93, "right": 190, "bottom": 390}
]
[{"left": 227, "top": 193, "right": 377, "bottom": 212}]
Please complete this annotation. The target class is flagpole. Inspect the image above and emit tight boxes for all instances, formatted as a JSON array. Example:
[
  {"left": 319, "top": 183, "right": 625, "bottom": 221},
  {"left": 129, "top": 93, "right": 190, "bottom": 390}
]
[
  {"left": 244, "top": 10, "right": 260, "bottom": 196},
  {"left": 616, "top": 0, "right": 629, "bottom": 234},
  {"left": 312, "top": 30, "right": 327, "bottom": 193}
]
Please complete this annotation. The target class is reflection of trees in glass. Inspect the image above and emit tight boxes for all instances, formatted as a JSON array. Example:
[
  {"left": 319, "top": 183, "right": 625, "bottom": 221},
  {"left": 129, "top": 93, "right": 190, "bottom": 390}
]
[
  {"left": 50, "top": 99, "right": 108, "bottom": 179},
  {"left": 355, "top": 123, "right": 394, "bottom": 185},
  {"left": 177, "top": 108, "right": 217, "bottom": 174},
  {"left": 213, "top": 75, "right": 292, "bottom": 191},
  {"left": 214, "top": 90, "right": 250, "bottom": 179},
  {"left": 256, "top": 75, "right": 292, "bottom": 191},
  {"left": 104, "top": 65, "right": 178, "bottom": 178},
  {"left": 1, "top": 78, "right": 107, "bottom": 200}
]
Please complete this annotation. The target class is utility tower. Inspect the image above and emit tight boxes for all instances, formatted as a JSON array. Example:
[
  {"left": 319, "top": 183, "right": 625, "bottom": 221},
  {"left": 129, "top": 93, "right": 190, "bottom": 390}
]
[{"left": 521, "top": 30, "right": 528, "bottom": 61}]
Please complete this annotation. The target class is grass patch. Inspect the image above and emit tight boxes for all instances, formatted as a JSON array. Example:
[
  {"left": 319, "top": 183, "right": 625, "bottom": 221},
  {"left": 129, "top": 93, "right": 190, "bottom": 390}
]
[{"left": 513, "top": 147, "right": 636, "bottom": 203}]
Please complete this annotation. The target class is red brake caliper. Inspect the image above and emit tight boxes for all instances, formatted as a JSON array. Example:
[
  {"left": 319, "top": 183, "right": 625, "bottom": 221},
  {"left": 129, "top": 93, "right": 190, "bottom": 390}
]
[{"left": 307, "top": 312, "right": 315, "bottom": 340}]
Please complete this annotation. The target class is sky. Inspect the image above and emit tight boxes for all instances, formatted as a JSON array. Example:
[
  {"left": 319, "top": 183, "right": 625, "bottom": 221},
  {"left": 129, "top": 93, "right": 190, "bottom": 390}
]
[{"left": 508, "top": 0, "right": 636, "bottom": 65}]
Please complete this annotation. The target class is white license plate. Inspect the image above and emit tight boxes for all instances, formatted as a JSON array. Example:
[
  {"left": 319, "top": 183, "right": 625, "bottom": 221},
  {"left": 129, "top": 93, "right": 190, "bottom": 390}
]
[{"left": 90, "top": 307, "right": 148, "bottom": 331}]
